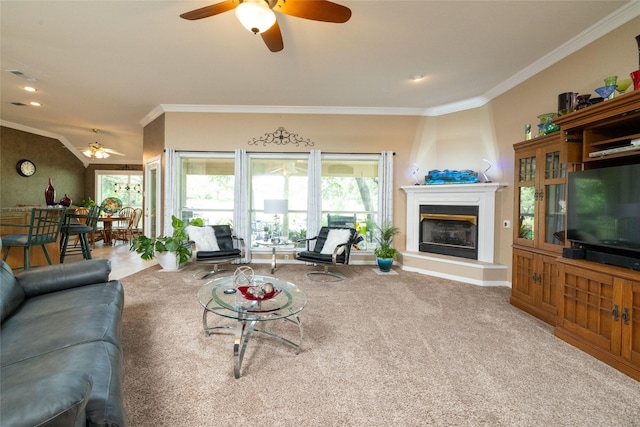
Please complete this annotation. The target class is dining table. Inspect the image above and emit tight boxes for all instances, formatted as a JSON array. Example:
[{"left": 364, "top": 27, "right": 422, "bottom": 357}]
[{"left": 98, "top": 216, "right": 126, "bottom": 245}]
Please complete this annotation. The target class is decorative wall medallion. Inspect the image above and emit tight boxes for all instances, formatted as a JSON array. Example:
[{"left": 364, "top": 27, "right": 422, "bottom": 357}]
[{"left": 248, "top": 127, "right": 315, "bottom": 147}]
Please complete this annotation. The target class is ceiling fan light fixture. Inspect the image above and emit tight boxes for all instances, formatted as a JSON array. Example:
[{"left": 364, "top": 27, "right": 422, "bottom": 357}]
[
  {"left": 235, "top": 0, "right": 276, "bottom": 34},
  {"left": 83, "top": 143, "right": 111, "bottom": 159}
]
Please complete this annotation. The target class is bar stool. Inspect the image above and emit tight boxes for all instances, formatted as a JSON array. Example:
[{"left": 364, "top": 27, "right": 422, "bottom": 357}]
[
  {"left": 59, "top": 206, "right": 101, "bottom": 263},
  {"left": 1, "top": 207, "right": 66, "bottom": 270}
]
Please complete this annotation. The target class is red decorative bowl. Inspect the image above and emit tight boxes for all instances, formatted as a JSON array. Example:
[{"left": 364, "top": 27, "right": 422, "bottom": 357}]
[{"left": 237, "top": 286, "right": 281, "bottom": 301}]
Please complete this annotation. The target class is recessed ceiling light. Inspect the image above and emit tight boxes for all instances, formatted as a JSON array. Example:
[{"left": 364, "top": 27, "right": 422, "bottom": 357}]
[
  {"left": 409, "top": 74, "right": 425, "bottom": 82},
  {"left": 29, "top": 101, "right": 41, "bottom": 107},
  {"left": 24, "top": 86, "right": 37, "bottom": 92}
]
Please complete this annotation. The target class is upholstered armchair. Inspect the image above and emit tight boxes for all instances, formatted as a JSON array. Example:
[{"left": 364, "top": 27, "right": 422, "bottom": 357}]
[
  {"left": 294, "top": 226, "right": 357, "bottom": 281},
  {"left": 187, "top": 224, "right": 245, "bottom": 279}
]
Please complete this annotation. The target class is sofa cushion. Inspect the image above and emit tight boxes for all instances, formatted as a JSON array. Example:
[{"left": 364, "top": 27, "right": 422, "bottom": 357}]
[
  {"left": 1, "top": 341, "right": 126, "bottom": 427},
  {"left": 0, "top": 371, "right": 92, "bottom": 427},
  {"left": 1, "top": 281, "right": 124, "bottom": 367},
  {"left": 15, "top": 258, "right": 111, "bottom": 298},
  {"left": 0, "top": 261, "right": 25, "bottom": 324}
]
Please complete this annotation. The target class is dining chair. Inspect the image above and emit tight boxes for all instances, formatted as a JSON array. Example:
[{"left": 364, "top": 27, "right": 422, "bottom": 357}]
[
  {"left": 59, "top": 206, "right": 101, "bottom": 263},
  {"left": 113, "top": 207, "right": 135, "bottom": 244},
  {"left": 1, "top": 207, "right": 66, "bottom": 270}
]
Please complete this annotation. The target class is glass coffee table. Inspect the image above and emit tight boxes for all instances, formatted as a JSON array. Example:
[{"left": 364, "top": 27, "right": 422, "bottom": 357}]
[{"left": 197, "top": 274, "right": 307, "bottom": 378}]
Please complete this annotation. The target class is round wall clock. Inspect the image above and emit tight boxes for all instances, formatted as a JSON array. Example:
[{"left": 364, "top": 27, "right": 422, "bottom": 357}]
[{"left": 16, "top": 159, "right": 36, "bottom": 177}]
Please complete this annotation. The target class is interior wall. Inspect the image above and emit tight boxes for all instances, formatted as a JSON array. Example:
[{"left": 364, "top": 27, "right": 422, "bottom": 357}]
[
  {"left": 477, "top": 16, "right": 640, "bottom": 279},
  {"left": 148, "top": 16, "right": 640, "bottom": 281},
  {"left": 0, "top": 126, "right": 86, "bottom": 207},
  {"left": 164, "top": 112, "right": 423, "bottom": 249}
]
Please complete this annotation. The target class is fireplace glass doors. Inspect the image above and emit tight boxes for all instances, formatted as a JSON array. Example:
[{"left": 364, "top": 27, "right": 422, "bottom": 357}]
[{"left": 419, "top": 205, "right": 479, "bottom": 259}]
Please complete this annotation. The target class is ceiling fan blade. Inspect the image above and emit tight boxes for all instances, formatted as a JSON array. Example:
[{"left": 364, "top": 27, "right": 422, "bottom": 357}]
[
  {"left": 261, "top": 20, "right": 284, "bottom": 52},
  {"left": 103, "top": 148, "right": 125, "bottom": 156},
  {"left": 275, "top": 0, "right": 351, "bottom": 23},
  {"left": 180, "top": 1, "right": 237, "bottom": 20}
]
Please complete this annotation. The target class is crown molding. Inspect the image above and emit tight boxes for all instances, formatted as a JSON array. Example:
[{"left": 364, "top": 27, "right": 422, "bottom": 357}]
[{"left": 484, "top": 1, "right": 640, "bottom": 103}]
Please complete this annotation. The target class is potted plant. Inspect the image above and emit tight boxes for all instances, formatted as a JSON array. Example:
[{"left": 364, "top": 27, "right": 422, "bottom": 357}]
[
  {"left": 130, "top": 215, "right": 193, "bottom": 271},
  {"left": 374, "top": 222, "right": 400, "bottom": 272}
]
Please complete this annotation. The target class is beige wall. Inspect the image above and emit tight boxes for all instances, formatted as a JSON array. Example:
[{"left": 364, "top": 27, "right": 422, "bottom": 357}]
[
  {"left": 148, "top": 16, "right": 640, "bottom": 281},
  {"left": 489, "top": 15, "right": 640, "bottom": 278}
]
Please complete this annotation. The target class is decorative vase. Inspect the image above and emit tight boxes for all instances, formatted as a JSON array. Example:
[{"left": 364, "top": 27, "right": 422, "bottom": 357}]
[
  {"left": 156, "top": 251, "right": 181, "bottom": 271},
  {"left": 44, "top": 178, "right": 56, "bottom": 206},
  {"left": 631, "top": 70, "right": 640, "bottom": 91},
  {"left": 59, "top": 194, "right": 72, "bottom": 207},
  {"left": 636, "top": 34, "right": 640, "bottom": 69},
  {"left": 376, "top": 257, "right": 393, "bottom": 272}
]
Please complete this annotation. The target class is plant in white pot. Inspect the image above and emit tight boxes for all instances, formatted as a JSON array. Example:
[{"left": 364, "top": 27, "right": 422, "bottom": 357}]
[
  {"left": 130, "top": 215, "right": 194, "bottom": 271},
  {"left": 373, "top": 222, "right": 400, "bottom": 272}
]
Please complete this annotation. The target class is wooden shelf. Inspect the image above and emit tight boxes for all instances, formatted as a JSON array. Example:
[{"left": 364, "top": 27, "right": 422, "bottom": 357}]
[{"left": 554, "top": 91, "right": 640, "bottom": 163}]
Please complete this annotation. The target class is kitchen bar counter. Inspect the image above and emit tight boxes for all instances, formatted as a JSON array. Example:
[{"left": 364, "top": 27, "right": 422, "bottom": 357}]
[{"left": 0, "top": 207, "right": 67, "bottom": 269}]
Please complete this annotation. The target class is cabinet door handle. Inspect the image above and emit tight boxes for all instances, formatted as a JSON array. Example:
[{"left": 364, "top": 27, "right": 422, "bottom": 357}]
[
  {"left": 622, "top": 308, "right": 630, "bottom": 325},
  {"left": 612, "top": 304, "right": 620, "bottom": 321}
]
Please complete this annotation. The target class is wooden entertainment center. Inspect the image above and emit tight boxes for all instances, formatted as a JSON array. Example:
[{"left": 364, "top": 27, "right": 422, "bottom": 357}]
[{"left": 511, "top": 90, "right": 640, "bottom": 381}]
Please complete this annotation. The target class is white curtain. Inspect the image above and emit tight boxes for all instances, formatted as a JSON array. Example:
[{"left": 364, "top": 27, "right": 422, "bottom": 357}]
[
  {"left": 233, "top": 149, "right": 251, "bottom": 263},
  {"left": 378, "top": 151, "right": 394, "bottom": 227},
  {"left": 164, "top": 148, "right": 176, "bottom": 236},
  {"left": 307, "top": 150, "right": 322, "bottom": 238}
]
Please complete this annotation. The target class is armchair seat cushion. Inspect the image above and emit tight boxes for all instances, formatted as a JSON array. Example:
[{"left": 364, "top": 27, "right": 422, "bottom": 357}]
[
  {"left": 296, "top": 250, "right": 347, "bottom": 264},
  {"left": 196, "top": 248, "right": 241, "bottom": 260}
]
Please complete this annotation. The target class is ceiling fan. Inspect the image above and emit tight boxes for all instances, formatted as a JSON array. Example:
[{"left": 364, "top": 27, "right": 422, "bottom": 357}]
[
  {"left": 80, "top": 142, "right": 125, "bottom": 160},
  {"left": 180, "top": 0, "right": 352, "bottom": 52}
]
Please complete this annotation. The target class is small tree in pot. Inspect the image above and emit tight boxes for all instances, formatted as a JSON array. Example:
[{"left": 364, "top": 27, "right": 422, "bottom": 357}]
[
  {"left": 130, "top": 215, "right": 193, "bottom": 270},
  {"left": 374, "top": 222, "right": 400, "bottom": 272}
]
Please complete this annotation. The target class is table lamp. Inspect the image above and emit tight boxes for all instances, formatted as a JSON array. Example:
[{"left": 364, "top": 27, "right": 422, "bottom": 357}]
[{"left": 264, "top": 199, "right": 288, "bottom": 242}]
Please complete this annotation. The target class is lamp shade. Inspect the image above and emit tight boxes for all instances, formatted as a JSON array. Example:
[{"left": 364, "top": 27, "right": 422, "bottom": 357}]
[
  {"left": 264, "top": 199, "right": 288, "bottom": 214},
  {"left": 235, "top": 0, "right": 276, "bottom": 34}
]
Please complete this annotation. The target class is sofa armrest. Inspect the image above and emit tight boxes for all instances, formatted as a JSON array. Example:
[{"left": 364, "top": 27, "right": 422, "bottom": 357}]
[
  {"left": 0, "top": 372, "right": 93, "bottom": 427},
  {"left": 15, "top": 259, "right": 112, "bottom": 298}
]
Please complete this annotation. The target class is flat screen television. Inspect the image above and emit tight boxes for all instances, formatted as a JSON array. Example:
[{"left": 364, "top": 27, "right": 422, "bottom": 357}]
[{"left": 567, "top": 163, "right": 640, "bottom": 269}]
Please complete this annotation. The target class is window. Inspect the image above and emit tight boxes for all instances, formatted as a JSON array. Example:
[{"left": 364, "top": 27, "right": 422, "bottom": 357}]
[
  {"left": 170, "top": 151, "right": 388, "bottom": 253},
  {"left": 177, "top": 154, "right": 235, "bottom": 226},
  {"left": 250, "top": 155, "right": 308, "bottom": 245},
  {"left": 96, "top": 171, "right": 143, "bottom": 208},
  {"left": 321, "top": 155, "right": 379, "bottom": 249}
]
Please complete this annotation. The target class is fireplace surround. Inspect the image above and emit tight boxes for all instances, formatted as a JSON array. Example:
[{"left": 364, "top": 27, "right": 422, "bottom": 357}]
[{"left": 402, "top": 183, "right": 508, "bottom": 286}]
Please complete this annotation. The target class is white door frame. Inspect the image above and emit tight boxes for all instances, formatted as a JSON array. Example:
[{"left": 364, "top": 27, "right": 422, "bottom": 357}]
[{"left": 144, "top": 155, "right": 162, "bottom": 239}]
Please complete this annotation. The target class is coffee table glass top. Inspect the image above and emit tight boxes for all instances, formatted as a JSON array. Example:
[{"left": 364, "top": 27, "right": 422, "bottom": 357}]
[{"left": 197, "top": 275, "right": 307, "bottom": 321}]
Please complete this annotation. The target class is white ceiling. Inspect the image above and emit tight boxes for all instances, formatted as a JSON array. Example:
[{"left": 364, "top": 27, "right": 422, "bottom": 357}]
[{"left": 2, "top": 1, "right": 638, "bottom": 165}]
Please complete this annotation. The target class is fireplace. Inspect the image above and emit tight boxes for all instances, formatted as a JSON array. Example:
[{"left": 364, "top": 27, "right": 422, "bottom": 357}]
[
  {"left": 402, "top": 183, "right": 508, "bottom": 286},
  {"left": 419, "top": 205, "right": 479, "bottom": 259}
]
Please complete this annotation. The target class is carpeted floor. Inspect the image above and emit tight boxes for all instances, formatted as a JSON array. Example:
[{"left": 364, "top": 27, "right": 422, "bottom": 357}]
[{"left": 121, "top": 263, "right": 640, "bottom": 426}]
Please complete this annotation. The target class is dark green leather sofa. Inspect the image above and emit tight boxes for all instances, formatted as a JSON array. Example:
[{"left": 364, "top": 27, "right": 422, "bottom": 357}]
[{"left": 0, "top": 258, "right": 127, "bottom": 426}]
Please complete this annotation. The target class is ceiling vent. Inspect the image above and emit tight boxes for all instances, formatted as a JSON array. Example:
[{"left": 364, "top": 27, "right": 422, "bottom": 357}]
[{"left": 7, "top": 70, "right": 38, "bottom": 81}]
